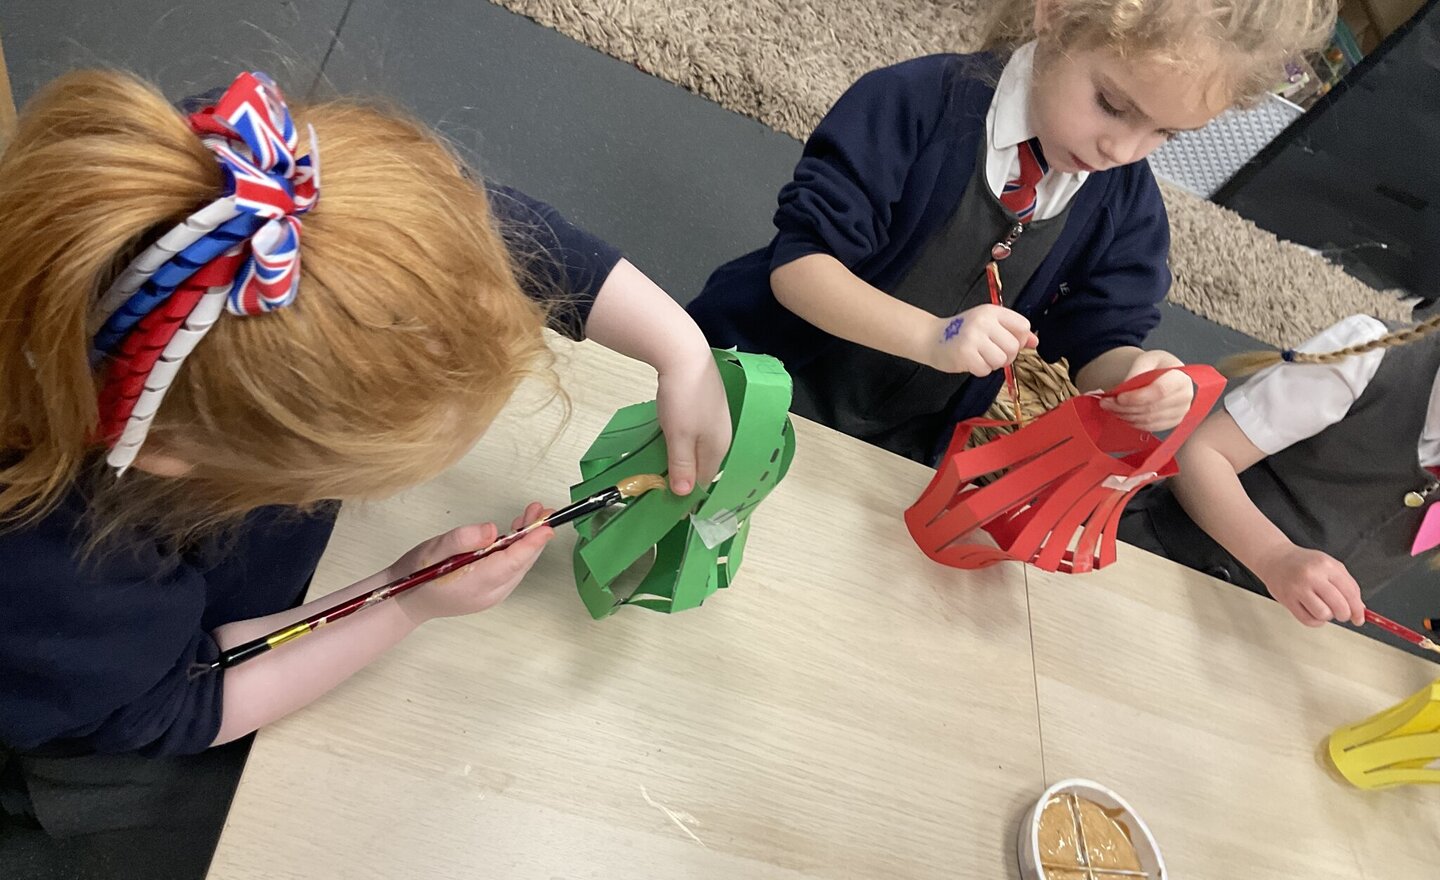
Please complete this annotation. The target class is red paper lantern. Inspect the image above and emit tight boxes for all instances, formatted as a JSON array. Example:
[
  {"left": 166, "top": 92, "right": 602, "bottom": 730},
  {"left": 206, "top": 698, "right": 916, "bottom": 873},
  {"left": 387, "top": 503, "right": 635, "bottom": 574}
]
[{"left": 905, "top": 365, "right": 1224, "bottom": 573}]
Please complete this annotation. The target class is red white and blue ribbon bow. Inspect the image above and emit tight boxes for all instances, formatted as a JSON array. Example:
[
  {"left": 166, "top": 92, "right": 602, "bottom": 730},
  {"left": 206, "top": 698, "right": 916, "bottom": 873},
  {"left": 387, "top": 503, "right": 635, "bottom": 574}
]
[{"left": 90, "top": 71, "right": 320, "bottom": 473}]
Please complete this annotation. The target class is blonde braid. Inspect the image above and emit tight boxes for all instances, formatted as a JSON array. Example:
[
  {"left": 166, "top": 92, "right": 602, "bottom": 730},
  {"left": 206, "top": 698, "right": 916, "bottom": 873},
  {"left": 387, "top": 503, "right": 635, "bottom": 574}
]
[{"left": 1220, "top": 314, "right": 1440, "bottom": 377}]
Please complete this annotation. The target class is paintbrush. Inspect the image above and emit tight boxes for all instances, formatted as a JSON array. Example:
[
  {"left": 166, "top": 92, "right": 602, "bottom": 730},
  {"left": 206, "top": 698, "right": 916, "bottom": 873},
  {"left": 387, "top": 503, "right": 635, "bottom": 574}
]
[
  {"left": 205, "top": 474, "right": 666, "bottom": 672},
  {"left": 1364, "top": 609, "right": 1440, "bottom": 655}
]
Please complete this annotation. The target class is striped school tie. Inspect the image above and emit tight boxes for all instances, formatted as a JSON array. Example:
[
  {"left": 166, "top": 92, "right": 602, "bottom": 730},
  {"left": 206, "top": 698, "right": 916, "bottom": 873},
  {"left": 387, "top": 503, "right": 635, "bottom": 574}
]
[{"left": 1000, "top": 138, "right": 1049, "bottom": 223}]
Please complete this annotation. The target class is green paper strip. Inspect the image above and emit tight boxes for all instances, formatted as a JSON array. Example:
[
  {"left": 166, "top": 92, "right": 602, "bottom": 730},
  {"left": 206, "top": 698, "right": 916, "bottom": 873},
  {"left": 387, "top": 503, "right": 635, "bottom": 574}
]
[{"left": 570, "top": 349, "right": 796, "bottom": 618}]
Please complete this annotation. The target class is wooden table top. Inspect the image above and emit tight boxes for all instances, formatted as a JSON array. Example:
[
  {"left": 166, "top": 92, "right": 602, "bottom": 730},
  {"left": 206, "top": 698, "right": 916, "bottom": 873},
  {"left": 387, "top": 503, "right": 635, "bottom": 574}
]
[
  {"left": 1027, "top": 548, "right": 1440, "bottom": 880},
  {"left": 210, "top": 339, "right": 1440, "bottom": 879},
  {"left": 210, "top": 340, "right": 1045, "bottom": 879}
]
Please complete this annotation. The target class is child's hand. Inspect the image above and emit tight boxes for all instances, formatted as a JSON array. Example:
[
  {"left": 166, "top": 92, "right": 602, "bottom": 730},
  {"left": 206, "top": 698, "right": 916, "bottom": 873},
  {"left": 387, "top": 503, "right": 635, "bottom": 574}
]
[
  {"left": 392, "top": 502, "right": 554, "bottom": 624},
  {"left": 1100, "top": 349, "right": 1193, "bottom": 432},
  {"left": 581, "top": 259, "right": 731, "bottom": 495},
  {"left": 1253, "top": 543, "right": 1366, "bottom": 628},
  {"left": 656, "top": 354, "right": 733, "bottom": 496},
  {"left": 922, "top": 304, "right": 1038, "bottom": 376}
]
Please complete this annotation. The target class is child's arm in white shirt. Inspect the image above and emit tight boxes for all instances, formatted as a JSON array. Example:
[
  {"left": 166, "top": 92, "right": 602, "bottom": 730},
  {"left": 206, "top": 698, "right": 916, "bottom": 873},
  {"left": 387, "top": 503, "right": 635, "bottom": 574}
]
[
  {"left": 1169, "top": 410, "right": 1366, "bottom": 627},
  {"left": 1164, "top": 315, "right": 1394, "bottom": 629}
]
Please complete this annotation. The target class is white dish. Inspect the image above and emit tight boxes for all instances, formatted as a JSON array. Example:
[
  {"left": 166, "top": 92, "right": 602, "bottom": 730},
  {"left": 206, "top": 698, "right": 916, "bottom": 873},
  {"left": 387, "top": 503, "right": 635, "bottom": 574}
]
[{"left": 1016, "top": 778, "right": 1167, "bottom": 879}]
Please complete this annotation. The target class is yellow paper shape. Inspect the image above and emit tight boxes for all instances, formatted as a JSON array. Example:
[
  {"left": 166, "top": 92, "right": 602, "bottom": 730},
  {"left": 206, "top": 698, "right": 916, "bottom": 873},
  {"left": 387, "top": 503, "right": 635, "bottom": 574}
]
[{"left": 1327, "top": 678, "right": 1440, "bottom": 789}]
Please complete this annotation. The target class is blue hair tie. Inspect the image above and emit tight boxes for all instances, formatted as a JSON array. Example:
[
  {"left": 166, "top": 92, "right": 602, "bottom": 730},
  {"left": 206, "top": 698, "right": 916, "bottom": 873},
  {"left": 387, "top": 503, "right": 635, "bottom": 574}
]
[{"left": 1280, "top": 349, "right": 1296, "bottom": 362}]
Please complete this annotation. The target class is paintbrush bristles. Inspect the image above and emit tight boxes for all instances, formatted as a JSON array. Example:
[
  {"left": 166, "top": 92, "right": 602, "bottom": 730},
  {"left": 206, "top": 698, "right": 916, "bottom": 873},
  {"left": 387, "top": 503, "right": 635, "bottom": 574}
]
[{"left": 617, "top": 473, "right": 666, "bottom": 498}]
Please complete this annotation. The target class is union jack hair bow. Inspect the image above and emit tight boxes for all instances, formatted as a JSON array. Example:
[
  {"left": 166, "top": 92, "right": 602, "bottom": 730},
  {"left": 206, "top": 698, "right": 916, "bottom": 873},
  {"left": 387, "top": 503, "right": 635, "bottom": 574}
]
[{"left": 90, "top": 71, "right": 321, "bottom": 473}]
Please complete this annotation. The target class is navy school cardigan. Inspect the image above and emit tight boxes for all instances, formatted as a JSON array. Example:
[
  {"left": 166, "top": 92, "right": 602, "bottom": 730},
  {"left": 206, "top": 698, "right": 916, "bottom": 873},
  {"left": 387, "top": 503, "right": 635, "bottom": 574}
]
[
  {"left": 688, "top": 53, "right": 1171, "bottom": 425},
  {"left": 0, "top": 185, "right": 620, "bottom": 757}
]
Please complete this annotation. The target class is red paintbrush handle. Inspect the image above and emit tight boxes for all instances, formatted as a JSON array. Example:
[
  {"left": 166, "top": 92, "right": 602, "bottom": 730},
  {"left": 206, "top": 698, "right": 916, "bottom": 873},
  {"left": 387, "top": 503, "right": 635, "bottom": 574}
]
[
  {"left": 1365, "top": 609, "right": 1429, "bottom": 646},
  {"left": 211, "top": 541, "right": 503, "bottom": 669},
  {"left": 986, "top": 262, "right": 1025, "bottom": 427},
  {"left": 210, "top": 486, "right": 628, "bottom": 671},
  {"left": 309, "top": 544, "right": 495, "bottom": 627}
]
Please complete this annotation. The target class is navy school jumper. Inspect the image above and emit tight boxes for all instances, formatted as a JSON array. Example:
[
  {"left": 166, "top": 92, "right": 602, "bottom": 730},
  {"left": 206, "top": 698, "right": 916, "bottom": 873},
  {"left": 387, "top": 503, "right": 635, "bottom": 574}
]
[
  {"left": 688, "top": 53, "right": 1171, "bottom": 447},
  {"left": 0, "top": 185, "right": 620, "bottom": 758}
]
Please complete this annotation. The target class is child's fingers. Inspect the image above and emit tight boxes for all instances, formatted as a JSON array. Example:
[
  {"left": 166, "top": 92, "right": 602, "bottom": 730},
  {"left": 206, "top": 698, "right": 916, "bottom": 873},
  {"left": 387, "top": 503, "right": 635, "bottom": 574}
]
[
  {"left": 995, "top": 308, "right": 1033, "bottom": 339},
  {"left": 1111, "top": 371, "right": 1191, "bottom": 407},
  {"left": 1104, "top": 395, "right": 1156, "bottom": 414},
  {"left": 485, "top": 525, "right": 553, "bottom": 577},
  {"left": 1100, "top": 398, "right": 1177, "bottom": 424},
  {"left": 1024, "top": 332, "right": 1040, "bottom": 349},
  {"left": 511, "top": 501, "right": 546, "bottom": 531},
  {"left": 508, "top": 523, "right": 554, "bottom": 560},
  {"left": 1313, "top": 580, "right": 1356, "bottom": 625},
  {"left": 1331, "top": 571, "right": 1366, "bottom": 626},
  {"left": 1278, "top": 586, "right": 1322, "bottom": 626},
  {"left": 666, "top": 436, "right": 699, "bottom": 496},
  {"left": 1100, "top": 398, "right": 1147, "bottom": 415},
  {"left": 989, "top": 327, "right": 1023, "bottom": 361},
  {"left": 1104, "top": 386, "right": 1192, "bottom": 429},
  {"left": 420, "top": 522, "right": 497, "bottom": 584},
  {"left": 693, "top": 430, "right": 727, "bottom": 489},
  {"left": 474, "top": 527, "right": 554, "bottom": 603},
  {"left": 975, "top": 340, "right": 1010, "bottom": 374},
  {"left": 1130, "top": 404, "right": 1192, "bottom": 433},
  {"left": 1111, "top": 385, "right": 1165, "bottom": 408},
  {"left": 1297, "top": 591, "right": 1334, "bottom": 625},
  {"left": 448, "top": 523, "right": 498, "bottom": 556},
  {"left": 1287, "top": 598, "right": 1326, "bottom": 628}
]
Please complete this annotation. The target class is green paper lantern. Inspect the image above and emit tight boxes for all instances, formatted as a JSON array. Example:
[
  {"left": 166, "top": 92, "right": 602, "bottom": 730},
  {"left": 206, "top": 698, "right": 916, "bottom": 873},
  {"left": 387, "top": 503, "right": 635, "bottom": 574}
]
[{"left": 570, "top": 349, "right": 796, "bottom": 619}]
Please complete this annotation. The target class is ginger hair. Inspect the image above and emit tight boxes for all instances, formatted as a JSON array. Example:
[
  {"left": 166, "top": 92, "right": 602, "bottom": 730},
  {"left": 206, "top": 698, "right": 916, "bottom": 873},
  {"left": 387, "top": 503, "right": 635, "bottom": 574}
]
[
  {"left": 1221, "top": 314, "right": 1440, "bottom": 378},
  {"left": 982, "top": 0, "right": 1337, "bottom": 106},
  {"left": 0, "top": 70, "right": 553, "bottom": 546}
]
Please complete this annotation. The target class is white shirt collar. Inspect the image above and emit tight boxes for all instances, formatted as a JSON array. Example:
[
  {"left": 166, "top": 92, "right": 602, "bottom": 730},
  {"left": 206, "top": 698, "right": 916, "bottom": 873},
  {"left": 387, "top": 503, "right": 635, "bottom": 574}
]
[
  {"left": 982, "top": 41, "right": 1089, "bottom": 218},
  {"left": 991, "top": 41, "right": 1039, "bottom": 152}
]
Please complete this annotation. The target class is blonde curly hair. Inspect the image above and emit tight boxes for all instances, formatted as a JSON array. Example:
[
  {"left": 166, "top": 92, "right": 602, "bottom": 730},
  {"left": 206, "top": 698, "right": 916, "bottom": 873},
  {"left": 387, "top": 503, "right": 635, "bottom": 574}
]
[{"left": 983, "top": 0, "right": 1338, "bottom": 106}]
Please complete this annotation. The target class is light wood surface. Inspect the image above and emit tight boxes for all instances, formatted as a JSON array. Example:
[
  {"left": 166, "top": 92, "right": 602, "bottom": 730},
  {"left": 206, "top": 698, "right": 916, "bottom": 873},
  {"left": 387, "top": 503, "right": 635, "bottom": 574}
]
[
  {"left": 211, "top": 338, "right": 1440, "bottom": 879},
  {"left": 1027, "top": 547, "right": 1440, "bottom": 880},
  {"left": 209, "top": 339, "right": 1045, "bottom": 880}
]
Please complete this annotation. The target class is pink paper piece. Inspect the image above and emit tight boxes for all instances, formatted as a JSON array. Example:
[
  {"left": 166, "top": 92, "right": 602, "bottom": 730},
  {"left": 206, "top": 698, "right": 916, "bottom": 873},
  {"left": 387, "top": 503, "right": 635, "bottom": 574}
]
[{"left": 1411, "top": 504, "right": 1440, "bottom": 556}]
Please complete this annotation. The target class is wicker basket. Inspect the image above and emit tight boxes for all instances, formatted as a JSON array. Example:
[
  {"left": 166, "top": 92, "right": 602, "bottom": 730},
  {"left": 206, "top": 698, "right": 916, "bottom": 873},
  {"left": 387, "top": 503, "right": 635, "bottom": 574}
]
[{"left": 969, "top": 351, "right": 1079, "bottom": 447}]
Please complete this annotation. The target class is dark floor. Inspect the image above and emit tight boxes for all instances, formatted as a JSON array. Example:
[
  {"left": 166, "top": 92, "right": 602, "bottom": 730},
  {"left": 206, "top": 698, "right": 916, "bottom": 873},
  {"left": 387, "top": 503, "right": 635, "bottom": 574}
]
[{"left": 1, "top": 0, "right": 1434, "bottom": 876}]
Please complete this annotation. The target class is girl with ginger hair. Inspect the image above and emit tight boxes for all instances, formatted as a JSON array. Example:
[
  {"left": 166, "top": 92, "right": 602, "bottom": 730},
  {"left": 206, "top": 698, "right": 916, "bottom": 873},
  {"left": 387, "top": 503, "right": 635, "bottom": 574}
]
[{"left": 0, "top": 70, "right": 730, "bottom": 839}]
